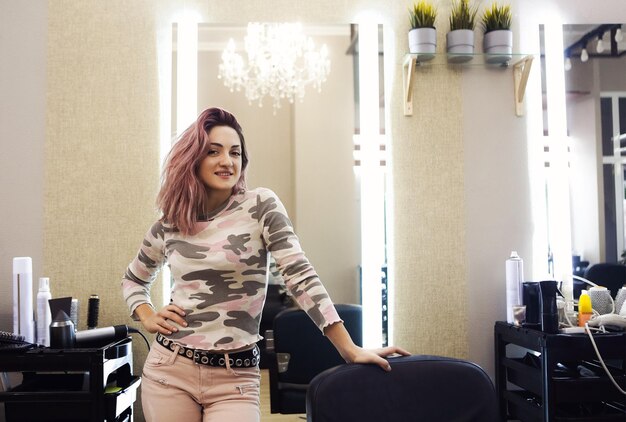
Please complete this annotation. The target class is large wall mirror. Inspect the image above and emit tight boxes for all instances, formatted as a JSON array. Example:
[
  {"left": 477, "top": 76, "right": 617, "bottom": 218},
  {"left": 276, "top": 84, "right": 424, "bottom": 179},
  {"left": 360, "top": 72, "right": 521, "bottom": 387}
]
[
  {"left": 540, "top": 23, "right": 626, "bottom": 272},
  {"left": 170, "top": 22, "right": 388, "bottom": 332}
]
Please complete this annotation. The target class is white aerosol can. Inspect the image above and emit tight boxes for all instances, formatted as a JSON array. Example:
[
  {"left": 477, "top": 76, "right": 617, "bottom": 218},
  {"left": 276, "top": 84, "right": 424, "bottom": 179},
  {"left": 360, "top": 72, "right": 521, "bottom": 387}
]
[
  {"left": 505, "top": 251, "right": 524, "bottom": 324},
  {"left": 36, "top": 277, "right": 52, "bottom": 346}
]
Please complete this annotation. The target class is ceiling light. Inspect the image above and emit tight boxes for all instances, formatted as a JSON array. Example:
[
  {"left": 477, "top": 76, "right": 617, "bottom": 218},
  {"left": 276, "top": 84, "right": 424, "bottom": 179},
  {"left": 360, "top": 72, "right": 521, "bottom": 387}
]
[
  {"left": 596, "top": 35, "right": 605, "bottom": 53},
  {"left": 616, "top": 28, "right": 623, "bottom": 42},
  {"left": 580, "top": 47, "right": 589, "bottom": 62},
  {"left": 564, "top": 57, "right": 572, "bottom": 71},
  {"left": 218, "top": 22, "right": 331, "bottom": 112}
]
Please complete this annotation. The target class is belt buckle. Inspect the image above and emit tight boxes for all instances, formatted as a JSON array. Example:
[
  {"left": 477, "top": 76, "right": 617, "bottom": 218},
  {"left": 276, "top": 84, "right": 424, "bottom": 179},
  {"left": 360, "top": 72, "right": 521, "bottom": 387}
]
[{"left": 193, "top": 349, "right": 202, "bottom": 365}]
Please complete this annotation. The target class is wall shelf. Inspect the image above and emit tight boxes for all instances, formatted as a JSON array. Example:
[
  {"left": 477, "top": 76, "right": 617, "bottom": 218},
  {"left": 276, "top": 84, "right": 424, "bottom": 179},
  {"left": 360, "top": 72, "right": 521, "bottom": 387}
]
[{"left": 402, "top": 53, "right": 534, "bottom": 117}]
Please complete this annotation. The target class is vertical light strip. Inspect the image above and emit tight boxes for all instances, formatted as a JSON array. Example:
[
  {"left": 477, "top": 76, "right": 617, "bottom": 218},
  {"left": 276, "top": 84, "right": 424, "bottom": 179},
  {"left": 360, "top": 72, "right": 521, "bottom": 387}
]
[
  {"left": 162, "top": 13, "right": 199, "bottom": 306},
  {"left": 358, "top": 21, "right": 383, "bottom": 348},
  {"left": 544, "top": 22, "right": 572, "bottom": 282},
  {"left": 381, "top": 22, "right": 395, "bottom": 347},
  {"left": 612, "top": 98, "right": 625, "bottom": 256},
  {"left": 176, "top": 15, "right": 199, "bottom": 134},
  {"left": 158, "top": 19, "right": 174, "bottom": 307},
  {"left": 521, "top": 22, "right": 549, "bottom": 280}
]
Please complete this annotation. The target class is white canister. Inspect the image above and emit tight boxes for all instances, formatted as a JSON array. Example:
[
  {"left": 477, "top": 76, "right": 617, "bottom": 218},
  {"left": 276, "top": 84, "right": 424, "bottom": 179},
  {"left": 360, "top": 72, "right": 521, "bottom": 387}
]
[
  {"left": 505, "top": 251, "right": 524, "bottom": 324},
  {"left": 13, "top": 257, "right": 35, "bottom": 343}
]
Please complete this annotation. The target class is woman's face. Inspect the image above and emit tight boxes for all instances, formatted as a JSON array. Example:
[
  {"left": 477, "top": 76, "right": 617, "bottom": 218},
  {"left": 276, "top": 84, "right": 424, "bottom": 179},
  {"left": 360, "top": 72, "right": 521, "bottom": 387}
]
[{"left": 199, "top": 125, "right": 242, "bottom": 196}]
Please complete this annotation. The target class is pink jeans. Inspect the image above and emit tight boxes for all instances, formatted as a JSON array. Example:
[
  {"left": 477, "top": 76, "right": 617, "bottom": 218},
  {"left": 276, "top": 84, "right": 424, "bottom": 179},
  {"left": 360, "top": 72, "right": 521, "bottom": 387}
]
[{"left": 141, "top": 341, "right": 261, "bottom": 422}]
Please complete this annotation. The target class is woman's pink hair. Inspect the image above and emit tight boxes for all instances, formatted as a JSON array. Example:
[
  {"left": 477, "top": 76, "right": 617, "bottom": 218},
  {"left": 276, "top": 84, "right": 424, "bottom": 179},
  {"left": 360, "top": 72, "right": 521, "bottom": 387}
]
[{"left": 156, "top": 107, "right": 249, "bottom": 235}]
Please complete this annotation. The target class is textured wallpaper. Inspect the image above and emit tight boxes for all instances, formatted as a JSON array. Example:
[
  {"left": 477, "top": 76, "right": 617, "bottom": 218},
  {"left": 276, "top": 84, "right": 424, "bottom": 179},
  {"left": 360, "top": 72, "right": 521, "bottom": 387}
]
[
  {"left": 45, "top": 0, "right": 164, "bottom": 379},
  {"left": 391, "top": 63, "right": 468, "bottom": 357},
  {"left": 390, "top": 21, "right": 468, "bottom": 357}
]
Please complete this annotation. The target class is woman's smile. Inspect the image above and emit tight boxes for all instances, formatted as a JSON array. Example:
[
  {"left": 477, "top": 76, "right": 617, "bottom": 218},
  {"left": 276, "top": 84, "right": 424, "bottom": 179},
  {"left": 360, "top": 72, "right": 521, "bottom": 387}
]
[
  {"left": 199, "top": 125, "right": 242, "bottom": 196},
  {"left": 215, "top": 170, "right": 233, "bottom": 178}
]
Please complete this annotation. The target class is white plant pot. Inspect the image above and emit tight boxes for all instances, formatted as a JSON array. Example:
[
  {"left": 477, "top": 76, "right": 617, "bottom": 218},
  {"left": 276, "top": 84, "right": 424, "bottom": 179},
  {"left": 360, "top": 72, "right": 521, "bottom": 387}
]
[
  {"left": 446, "top": 29, "right": 475, "bottom": 63},
  {"left": 483, "top": 29, "right": 513, "bottom": 64},
  {"left": 408, "top": 27, "right": 436, "bottom": 62}
]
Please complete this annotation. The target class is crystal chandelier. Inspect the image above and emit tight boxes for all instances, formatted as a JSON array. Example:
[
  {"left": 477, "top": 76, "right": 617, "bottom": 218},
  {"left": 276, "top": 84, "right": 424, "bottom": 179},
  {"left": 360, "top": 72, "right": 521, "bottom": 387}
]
[{"left": 218, "top": 23, "right": 331, "bottom": 111}]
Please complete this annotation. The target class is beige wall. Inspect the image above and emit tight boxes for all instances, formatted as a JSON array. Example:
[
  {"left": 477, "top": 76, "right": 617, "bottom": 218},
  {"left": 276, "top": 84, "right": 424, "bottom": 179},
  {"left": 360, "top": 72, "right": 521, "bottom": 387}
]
[
  {"left": 0, "top": 0, "right": 47, "bottom": 332},
  {"left": 5, "top": 1, "right": 626, "bottom": 420}
]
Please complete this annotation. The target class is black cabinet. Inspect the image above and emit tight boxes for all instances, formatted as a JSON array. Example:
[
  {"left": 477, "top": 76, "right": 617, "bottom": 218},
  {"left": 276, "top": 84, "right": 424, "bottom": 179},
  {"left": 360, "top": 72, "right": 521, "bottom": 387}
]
[
  {"left": 0, "top": 337, "right": 140, "bottom": 421},
  {"left": 495, "top": 321, "right": 626, "bottom": 421}
]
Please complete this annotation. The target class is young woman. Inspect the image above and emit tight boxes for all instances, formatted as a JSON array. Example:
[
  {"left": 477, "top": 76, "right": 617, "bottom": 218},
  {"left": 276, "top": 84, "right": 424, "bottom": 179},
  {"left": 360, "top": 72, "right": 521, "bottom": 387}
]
[{"left": 122, "top": 107, "right": 409, "bottom": 421}]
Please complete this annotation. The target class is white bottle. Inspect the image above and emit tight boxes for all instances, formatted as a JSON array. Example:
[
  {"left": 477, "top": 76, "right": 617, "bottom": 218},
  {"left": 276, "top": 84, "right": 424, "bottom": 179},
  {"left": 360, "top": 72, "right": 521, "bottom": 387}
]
[
  {"left": 13, "top": 257, "right": 35, "bottom": 343},
  {"left": 505, "top": 251, "right": 524, "bottom": 324},
  {"left": 36, "top": 277, "right": 52, "bottom": 346}
]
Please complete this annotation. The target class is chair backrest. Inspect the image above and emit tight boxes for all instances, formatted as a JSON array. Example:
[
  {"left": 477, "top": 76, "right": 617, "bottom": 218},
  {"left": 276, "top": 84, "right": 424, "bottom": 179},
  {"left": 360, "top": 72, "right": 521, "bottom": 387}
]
[
  {"left": 268, "top": 304, "right": 362, "bottom": 414},
  {"left": 258, "top": 284, "right": 294, "bottom": 369},
  {"left": 306, "top": 355, "right": 498, "bottom": 422},
  {"left": 584, "top": 263, "right": 626, "bottom": 298}
]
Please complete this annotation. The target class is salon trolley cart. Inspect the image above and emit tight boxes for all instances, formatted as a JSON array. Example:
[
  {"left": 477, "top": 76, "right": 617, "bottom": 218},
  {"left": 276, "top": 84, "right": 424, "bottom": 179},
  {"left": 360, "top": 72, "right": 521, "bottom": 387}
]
[
  {"left": 0, "top": 337, "right": 140, "bottom": 421},
  {"left": 495, "top": 321, "right": 626, "bottom": 421}
]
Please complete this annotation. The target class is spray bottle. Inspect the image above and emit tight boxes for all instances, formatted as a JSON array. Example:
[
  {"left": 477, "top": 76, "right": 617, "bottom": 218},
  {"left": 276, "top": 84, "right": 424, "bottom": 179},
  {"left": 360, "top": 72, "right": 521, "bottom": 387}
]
[{"left": 36, "top": 277, "right": 52, "bottom": 346}]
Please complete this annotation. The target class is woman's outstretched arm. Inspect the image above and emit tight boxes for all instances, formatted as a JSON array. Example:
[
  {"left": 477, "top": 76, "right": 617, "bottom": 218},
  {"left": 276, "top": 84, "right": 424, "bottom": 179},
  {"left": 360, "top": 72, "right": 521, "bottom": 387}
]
[{"left": 324, "top": 322, "right": 411, "bottom": 371}]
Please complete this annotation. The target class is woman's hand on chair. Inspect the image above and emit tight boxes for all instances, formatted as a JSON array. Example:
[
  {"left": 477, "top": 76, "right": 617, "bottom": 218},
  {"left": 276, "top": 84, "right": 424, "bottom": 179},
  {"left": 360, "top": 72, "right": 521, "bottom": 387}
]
[
  {"left": 350, "top": 346, "right": 411, "bottom": 371},
  {"left": 324, "top": 321, "right": 411, "bottom": 371}
]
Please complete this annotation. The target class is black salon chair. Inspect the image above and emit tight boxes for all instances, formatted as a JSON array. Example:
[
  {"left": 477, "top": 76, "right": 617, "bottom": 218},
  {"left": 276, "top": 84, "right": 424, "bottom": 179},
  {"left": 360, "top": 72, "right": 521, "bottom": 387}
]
[
  {"left": 572, "top": 255, "right": 589, "bottom": 277},
  {"left": 258, "top": 284, "right": 294, "bottom": 369},
  {"left": 306, "top": 355, "right": 498, "bottom": 422},
  {"left": 577, "top": 263, "right": 626, "bottom": 298},
  {"left": 268, "top": 304, "right": 362, "bottom": 414}
]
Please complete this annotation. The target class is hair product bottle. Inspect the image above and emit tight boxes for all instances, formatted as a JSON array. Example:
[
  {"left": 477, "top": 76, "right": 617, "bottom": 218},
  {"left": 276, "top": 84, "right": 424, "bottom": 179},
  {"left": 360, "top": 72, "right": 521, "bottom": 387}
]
[
  {"left": 578, "top": 291, "right": 593, "bottom": 327},
  {"left": 13, "top": 257, "right": 35, "bottom": 343},
  {"left": 87, "top": 294, "right": 100, "bottom": 329},
  {"left": 505, "top": 251, "right": 524, "bottom": 324},
  {"left": 36, "top": 277, "right": 52, "bottom": 346},
  {"left": 539, "top": 280, "right": 558, "bottom": 333}
]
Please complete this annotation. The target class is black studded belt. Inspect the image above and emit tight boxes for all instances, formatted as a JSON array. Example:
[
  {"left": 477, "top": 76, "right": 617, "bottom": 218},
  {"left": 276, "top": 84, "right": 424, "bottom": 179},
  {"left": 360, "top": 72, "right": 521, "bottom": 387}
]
[{"left": 156, "top": 333, "right": 260, "bottom": 368}]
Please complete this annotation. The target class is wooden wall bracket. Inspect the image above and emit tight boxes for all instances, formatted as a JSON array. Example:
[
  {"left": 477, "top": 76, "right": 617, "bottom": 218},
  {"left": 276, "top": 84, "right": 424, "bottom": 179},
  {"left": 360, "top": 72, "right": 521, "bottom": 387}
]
[
  {"left": 513, "top": 55, "right": 534, "bottom": 117},
  {"left": 402, "top": 55, "right": 417, "bottom": 116}
]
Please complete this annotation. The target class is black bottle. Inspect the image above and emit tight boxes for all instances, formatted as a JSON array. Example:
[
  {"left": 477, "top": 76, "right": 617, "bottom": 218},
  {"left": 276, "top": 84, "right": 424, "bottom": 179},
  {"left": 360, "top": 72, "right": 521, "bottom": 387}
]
[
  {"left": 522, "top": 282, "right": 541, "bottom": 328},
  {"left": 539, "top": 280, "right": 559, "bottom": 334}
]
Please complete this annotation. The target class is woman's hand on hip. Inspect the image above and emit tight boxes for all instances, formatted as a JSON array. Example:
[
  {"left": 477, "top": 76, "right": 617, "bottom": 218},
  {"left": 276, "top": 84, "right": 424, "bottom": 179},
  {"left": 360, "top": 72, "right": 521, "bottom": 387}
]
[{"left": 135, "top": 303, "right": 188, "bottom": 335}]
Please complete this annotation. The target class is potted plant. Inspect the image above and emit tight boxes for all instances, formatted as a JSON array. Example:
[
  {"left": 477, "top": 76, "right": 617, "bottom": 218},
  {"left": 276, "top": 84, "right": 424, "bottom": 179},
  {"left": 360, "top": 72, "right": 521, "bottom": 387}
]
[
  {"left": 408, "top": 0, "right": 438, "bottom": 61},
  {"left": 481, "top": 2, "right": 512, "bottom": 64},
  {"left": 447, "top": 0, "right": 478, "bottom": 63}
]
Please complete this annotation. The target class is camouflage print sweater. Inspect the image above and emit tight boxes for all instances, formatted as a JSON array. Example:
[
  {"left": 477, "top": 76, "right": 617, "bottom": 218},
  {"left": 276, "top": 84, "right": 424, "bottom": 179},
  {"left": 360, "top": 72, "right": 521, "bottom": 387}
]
[{"left": 122, "top": 187, "right": 342, "bottom": 351}]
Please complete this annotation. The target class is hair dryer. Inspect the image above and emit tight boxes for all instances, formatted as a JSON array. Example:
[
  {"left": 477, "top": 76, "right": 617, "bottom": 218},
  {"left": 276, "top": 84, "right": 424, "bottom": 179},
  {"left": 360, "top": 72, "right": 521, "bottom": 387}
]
[{"left": 74, "top": 325, "right": 135, "bottom": 347}]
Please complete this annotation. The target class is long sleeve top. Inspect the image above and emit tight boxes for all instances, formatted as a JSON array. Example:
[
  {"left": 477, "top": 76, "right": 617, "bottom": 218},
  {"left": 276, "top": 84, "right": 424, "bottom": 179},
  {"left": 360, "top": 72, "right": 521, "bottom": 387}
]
[{"left": 121, "top": 187, "right": 342, "bottom": 350}]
